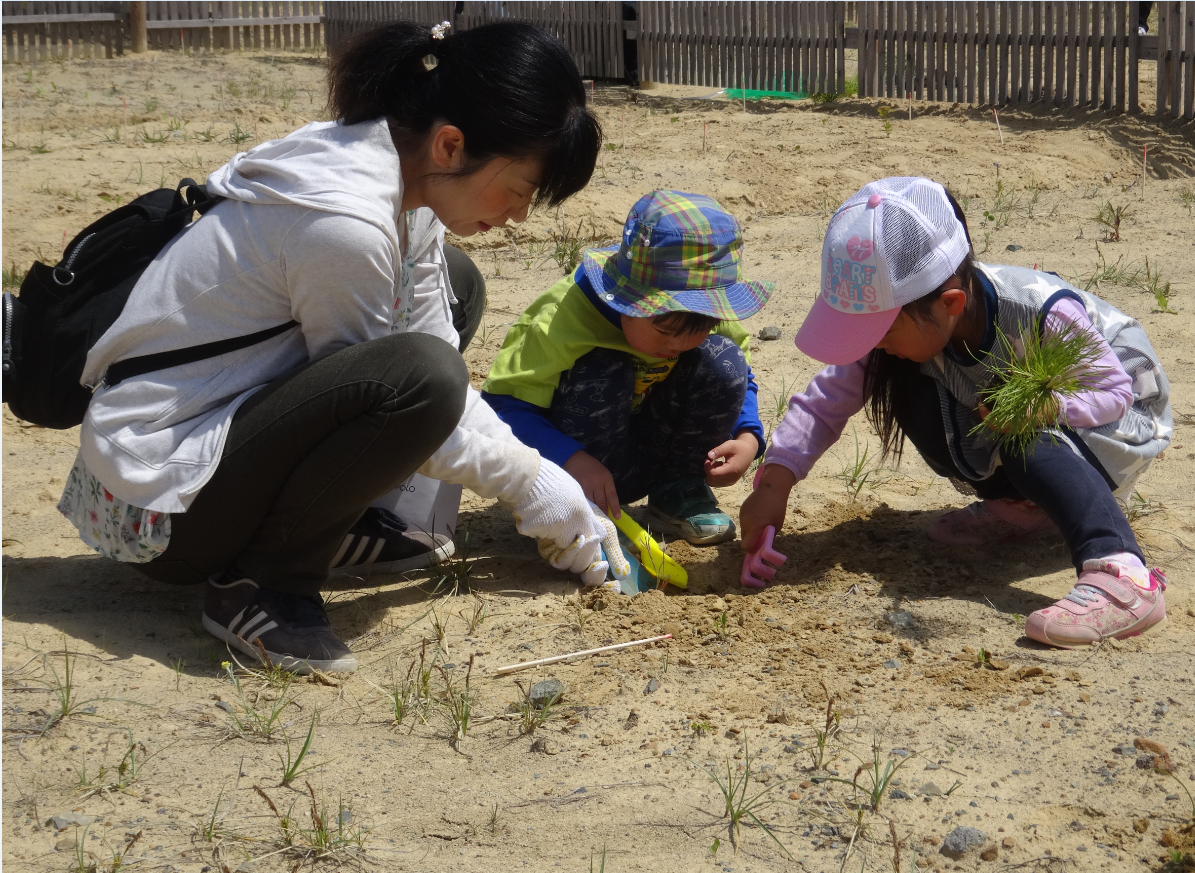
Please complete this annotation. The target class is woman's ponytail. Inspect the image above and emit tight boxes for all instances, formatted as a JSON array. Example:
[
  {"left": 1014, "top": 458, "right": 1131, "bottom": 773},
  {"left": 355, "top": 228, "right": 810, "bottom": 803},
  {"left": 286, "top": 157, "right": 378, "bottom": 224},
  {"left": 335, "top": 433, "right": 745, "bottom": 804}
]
[{"left": 327, "top": 20, "right": 601, "bottom": 207}]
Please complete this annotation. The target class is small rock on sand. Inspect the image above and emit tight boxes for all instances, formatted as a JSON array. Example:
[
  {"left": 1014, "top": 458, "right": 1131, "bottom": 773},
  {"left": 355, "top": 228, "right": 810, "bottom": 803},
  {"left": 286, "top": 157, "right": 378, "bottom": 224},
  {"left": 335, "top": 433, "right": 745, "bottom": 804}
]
[
  {"left": 47, "top": 814, "right": 98, "bottom": 830},
  {"left": 529, "top": 679, "right": 565, "bottom": 709},
  {"left": 940, "top": 826, "right": 987, "bottom": 859},
  {"left": 757, "top": 325, "right": 782, "bottom": 341}
]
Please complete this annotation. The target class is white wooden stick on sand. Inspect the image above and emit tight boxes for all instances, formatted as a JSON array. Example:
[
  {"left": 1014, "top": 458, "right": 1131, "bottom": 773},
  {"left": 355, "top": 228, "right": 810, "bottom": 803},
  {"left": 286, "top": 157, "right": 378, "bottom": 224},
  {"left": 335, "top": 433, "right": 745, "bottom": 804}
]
[
  {"left": 992, "top": 109, "right": 1004, "bottom": 146},
  {"left": 493, "top": 634, "right": 672, "bottom": 676}
]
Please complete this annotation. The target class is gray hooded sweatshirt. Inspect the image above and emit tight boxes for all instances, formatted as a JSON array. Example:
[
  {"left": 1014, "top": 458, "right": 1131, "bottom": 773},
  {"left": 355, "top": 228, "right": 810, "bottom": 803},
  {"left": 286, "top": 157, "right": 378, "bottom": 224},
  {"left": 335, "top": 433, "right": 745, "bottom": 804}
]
[{"left": 76, "top": 119, "right": 539, "bottom": 514}]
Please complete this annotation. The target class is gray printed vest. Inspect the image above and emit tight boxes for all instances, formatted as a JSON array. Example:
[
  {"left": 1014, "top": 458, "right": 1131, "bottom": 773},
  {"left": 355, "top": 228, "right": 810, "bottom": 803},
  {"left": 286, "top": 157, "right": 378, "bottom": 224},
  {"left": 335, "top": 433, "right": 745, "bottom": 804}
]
[{"left": 919, "top": 263, "right": 1172, "bottom": 496}]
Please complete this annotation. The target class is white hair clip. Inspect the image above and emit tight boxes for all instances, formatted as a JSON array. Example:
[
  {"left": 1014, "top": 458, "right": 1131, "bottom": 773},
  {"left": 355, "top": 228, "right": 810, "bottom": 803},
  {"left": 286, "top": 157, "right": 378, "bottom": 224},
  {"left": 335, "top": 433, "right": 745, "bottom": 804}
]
[{"left": 423, "top": 20, "right": 450, "bottom": 69}]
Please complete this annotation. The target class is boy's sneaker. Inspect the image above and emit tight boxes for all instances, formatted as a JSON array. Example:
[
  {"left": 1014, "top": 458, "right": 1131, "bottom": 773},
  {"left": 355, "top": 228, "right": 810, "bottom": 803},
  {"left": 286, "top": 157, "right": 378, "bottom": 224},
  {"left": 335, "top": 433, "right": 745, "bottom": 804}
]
[
  {"left": 1024, "top": 562, "right": 1168, "bottom": 649},
  {"left": 927, "top": 498, "right": 1059, "bottom": 545},
  {"left": 329, "top": 507, "right": 454, "bottom": 577},
  {"left": 644, "top": 478, "right": 735, "bottom": 545},
  {"left": 203, "top": 571, "right": 357, "bottom": 673}
]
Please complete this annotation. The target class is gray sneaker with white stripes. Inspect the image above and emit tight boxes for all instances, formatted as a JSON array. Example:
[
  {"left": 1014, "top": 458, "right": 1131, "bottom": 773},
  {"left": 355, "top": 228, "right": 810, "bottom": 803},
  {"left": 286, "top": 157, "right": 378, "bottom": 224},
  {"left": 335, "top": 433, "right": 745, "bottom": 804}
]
[
  {"left": 329, "top": 507, "right": 455, "bottom": 578},
  {"left": 202, "top": 572, "right": 357, "bottom": 674}
]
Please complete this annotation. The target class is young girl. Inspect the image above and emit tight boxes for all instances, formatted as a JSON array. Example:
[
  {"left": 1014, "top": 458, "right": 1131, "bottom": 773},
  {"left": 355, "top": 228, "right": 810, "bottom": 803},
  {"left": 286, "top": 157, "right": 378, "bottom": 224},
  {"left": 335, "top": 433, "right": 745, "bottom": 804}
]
[
  {"left": 741, "top": 176, "right": 1171, "bottom": 649},
  {"left": 56, "top": 21, "right": 625, "bottom": 674}
]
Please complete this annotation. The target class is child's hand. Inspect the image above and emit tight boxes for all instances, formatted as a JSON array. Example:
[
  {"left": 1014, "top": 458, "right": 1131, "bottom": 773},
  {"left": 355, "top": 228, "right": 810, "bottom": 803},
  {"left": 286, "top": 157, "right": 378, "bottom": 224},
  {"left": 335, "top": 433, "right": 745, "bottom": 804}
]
[
  {"left": 976, "top": 404, "right": 1010, "bottom": 433},
  {"left": 739, "top": 464, "right": 797, "bottom": 552},
  {"left": 563, "top": 450, "right": 622, "bottom": 518},
  {"left": 703, "top": 433, "right": 760, "bottom": 487}
]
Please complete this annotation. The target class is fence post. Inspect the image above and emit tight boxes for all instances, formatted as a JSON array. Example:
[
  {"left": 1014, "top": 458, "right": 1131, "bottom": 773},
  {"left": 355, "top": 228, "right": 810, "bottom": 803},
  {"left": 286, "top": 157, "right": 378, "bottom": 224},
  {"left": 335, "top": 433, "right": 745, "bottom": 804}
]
[{"left": 130, "top": 1, "right": 148, "bottom": 53}]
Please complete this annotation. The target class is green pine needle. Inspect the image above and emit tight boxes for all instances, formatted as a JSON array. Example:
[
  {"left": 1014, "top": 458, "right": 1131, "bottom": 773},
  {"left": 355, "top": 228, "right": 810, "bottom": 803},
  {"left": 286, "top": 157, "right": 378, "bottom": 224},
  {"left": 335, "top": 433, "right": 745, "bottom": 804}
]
[{"left": 971, "top": 321, "right": 1106, "bottom": 456}]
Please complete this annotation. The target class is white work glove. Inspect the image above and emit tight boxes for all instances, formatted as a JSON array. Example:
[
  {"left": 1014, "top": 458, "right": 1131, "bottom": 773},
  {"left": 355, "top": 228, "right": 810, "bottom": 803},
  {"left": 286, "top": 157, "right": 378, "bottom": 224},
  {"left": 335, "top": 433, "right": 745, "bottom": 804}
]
[{"left": 511, "top": 460, "right": 630, "bottom": 590}]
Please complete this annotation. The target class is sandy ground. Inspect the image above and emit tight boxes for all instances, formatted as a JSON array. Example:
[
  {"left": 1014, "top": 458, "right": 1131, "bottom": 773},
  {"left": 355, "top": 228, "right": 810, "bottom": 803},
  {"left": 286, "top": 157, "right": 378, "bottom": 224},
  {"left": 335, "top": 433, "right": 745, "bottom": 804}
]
[{"left": 3, "top": 51, "right": 1195, "bottom": 873}]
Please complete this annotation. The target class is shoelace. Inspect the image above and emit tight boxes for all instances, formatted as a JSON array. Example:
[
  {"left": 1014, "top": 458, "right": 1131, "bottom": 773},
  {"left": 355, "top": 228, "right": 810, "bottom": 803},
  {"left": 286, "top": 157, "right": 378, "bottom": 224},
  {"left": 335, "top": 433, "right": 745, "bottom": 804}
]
[{"left": 1062, "top": 584, "right": 1105, "bottom": 607}]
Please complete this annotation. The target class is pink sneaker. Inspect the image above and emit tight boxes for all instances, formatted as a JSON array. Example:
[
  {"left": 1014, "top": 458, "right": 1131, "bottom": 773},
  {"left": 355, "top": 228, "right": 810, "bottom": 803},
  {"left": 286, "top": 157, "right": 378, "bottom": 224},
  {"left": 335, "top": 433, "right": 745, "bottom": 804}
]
[
  {"left": 927, "top": 498, "right": 1059, "bottom": 545},
  {"left": 1024, "top": 563, "right": 1168, "bottom": 649}
]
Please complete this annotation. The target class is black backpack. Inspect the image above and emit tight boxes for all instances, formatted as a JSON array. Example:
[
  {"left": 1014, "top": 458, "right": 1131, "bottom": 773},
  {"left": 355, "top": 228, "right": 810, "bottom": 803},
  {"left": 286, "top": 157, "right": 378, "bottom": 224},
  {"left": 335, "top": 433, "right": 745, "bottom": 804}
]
[{"left": 2, "top": 179, "right": 296, "bottom": 429}]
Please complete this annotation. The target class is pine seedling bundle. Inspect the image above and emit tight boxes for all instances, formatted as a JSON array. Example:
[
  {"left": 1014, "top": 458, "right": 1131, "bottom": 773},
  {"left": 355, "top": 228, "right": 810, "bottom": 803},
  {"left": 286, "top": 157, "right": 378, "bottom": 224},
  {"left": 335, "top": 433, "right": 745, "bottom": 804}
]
[{"left": 971, "top": 321, "right": 1106, "bottom": 456}]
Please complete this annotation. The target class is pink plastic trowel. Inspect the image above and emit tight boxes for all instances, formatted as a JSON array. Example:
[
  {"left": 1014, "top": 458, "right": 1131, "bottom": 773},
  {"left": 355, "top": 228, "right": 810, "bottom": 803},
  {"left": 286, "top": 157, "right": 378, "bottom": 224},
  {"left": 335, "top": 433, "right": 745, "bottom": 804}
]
[{"left": 740, "top": 525, "right": 787, "bottom": 589}]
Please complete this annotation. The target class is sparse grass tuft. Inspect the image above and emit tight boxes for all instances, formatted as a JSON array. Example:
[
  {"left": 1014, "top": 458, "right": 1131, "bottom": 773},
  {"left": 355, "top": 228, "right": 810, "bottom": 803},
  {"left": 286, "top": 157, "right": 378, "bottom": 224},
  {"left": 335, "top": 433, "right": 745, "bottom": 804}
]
[
  {"left": 567, "top": 595, "right": 592, "bottom": 635},
  {"left": 279, "top": 711, "right": 320, "bottom": 786},
  {"left": 366, "top": 660, "right": 422, "bottom": 727},
  {"left": 1143, "top": 257, "right": 1176, "bottom": 313},
  {"left": 821, "top": 735, "right": 915, "bottom": 812},
  {"left": 695, "top": 741, "right": 794, "bottom": 859},
  {"left": 3, "top": 261, "right": 27, "bottom": 289},
  {"left": 809, "top": 685, "right": 842, "bottom": 770},
  {"left": 1124, "top": 490, "right": 1165, "bottom": 526},
  {"left": 220, "top": 660, "right": 296, "bottom": 740},
  {"left": 437, "top": 654, "right": 476, "bottom": 745},
  {"left": 76, "top": 730, "right": 169, "bottom": 799},
  {"left": 1078, "top": 246, "right": 1143, "bottom": 291},
  {"left": 836, "top": 424, "right": 875, "bottom": 501},
  {"left": 548, "top": 218, "right": 604, "bottom": 274},
  {"left": 1094, "top": 201, "right": 1133, "bottom": 242},
  {"left": 226, "top": 120, "right": 253, "bottom": 146},
  {"left": 41, "top": 638, "right": 113, "bottom": 732},
  {"left": 982, "top": 179, "right": 1019, "bottom": 229},
  {"left": 257, "top": 782, "right": 370, "bottom": 865},
  {"left": 1180, "top": 186, "right": 1195, "bottom": 216}
]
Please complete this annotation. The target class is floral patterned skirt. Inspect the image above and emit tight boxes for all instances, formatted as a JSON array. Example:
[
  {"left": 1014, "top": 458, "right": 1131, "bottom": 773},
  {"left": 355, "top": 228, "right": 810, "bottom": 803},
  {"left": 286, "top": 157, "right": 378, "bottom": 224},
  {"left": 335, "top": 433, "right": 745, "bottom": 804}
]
[{"left": 57, "top": 454, "right": 172, "bottom": 563}]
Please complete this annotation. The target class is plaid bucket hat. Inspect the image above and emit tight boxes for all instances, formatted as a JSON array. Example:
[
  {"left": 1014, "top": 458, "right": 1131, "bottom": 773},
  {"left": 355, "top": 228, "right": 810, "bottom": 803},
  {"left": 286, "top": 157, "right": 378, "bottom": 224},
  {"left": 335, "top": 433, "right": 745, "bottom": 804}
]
[{"left": 581, "top": 190, "right": 772, "bottom": 321}]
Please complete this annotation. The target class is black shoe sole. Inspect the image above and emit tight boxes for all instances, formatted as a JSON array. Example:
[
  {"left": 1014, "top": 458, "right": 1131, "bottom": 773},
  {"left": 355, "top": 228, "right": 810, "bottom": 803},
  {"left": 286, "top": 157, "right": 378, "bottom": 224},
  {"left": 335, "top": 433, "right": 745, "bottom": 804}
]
[{"left": 201, "top": 614, "right": 358, "bottom": 674}]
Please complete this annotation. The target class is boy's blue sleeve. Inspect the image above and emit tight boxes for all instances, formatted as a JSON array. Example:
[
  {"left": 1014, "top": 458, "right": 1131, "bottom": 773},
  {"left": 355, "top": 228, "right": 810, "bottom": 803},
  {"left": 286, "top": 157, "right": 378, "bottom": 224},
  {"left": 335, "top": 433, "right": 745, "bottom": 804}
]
[
  {"left": 482, "top": 391, "right": 586, "bottom": 468},
  {"left": 734, "top": 367, "right": 767, "bottom": 458}
]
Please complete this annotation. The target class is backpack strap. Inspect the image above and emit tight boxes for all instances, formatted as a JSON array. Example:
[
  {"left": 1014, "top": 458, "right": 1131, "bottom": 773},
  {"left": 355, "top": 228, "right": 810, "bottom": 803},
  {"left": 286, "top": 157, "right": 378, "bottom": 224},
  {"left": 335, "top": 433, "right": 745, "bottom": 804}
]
[
  {"left": 101, "top": 180, "right": 283, "bottom": 389},
  {"left": 176, "top": 178, "right": 224, "bottom": 217},
  {"left": 102, "top": 320, "right": 298, "bottom": 389}
]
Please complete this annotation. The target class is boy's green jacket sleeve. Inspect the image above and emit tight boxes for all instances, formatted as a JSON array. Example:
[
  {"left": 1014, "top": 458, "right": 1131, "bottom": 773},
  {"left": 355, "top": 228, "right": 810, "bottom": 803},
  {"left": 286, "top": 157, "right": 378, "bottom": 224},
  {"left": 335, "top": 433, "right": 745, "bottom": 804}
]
[{"left": 483, "top": 275, "right": 753, "bottom": 409}]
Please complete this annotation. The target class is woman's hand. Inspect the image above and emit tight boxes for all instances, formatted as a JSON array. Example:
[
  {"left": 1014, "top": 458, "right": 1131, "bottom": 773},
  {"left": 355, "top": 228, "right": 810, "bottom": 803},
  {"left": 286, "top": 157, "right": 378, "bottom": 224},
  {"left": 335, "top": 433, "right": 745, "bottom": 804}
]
[
  {"left": 704, "top": 433, "right": 761, "bottom": 487},
  {"left": 739, "top": 463, "right": 797, "bottom": 553},
  {"left": 563, "top": 450, "right": 621, "bottom": 518},
  {"left": 511, "top": 460, "right": 628, "bottom": 588}
]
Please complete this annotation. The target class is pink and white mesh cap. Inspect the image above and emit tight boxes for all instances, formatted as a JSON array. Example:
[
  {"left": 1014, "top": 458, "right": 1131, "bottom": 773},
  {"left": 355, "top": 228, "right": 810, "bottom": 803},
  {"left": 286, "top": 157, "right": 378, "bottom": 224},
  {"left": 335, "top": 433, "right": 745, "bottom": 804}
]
[{"left": 795, "top": 177, "right": 971, "bottom": 366}]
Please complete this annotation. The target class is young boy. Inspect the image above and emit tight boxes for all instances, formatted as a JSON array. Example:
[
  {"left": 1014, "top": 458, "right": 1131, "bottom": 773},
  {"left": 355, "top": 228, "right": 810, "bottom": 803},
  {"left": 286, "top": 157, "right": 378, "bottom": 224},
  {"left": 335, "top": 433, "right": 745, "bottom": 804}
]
[{"left": 482, "top": 190, "right": 771, "bottom": 547}]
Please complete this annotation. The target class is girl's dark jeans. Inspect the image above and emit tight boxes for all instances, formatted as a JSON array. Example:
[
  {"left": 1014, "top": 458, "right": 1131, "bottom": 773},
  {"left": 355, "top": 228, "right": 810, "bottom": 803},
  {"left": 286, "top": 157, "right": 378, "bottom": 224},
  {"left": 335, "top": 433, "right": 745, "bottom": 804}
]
[{"left": 896, "top": 373, "right": 1142, "bottom": 570}]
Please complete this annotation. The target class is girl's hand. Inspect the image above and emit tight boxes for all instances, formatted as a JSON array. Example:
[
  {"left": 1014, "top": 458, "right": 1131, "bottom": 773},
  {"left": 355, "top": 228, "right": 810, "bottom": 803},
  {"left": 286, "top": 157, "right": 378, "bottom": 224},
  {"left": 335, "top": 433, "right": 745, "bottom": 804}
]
[
  {"left": 563, "top": 450, "right": 621, "bottom": 518},
  {"left": 704, "top": 433, "right": 761, "bottom": 487},
  {"left": 739, "top": 463, "right": 797, "bottom": 552},
  {"left": 976, "top": 404, "right": 1010, "bottom": 433}
]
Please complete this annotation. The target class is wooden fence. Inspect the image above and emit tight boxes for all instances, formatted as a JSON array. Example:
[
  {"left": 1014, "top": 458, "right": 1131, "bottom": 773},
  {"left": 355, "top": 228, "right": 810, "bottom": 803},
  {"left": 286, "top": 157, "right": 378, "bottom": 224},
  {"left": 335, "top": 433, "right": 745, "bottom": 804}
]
[
  {"left": 854, "top": 1, "right": 1192, "bottom": 118},
  {"left": 1157, "top": 0, "right": 1195, "bottom": 119},
  {"left": 322, "top": 1, "right": 625, "bottom": 80},
  {"left": 3, "top": 2, "right": 125, "bottom": 60},
  {"left": 144, "top": 1, "right": 322, "bottom": 52},
  {"left": 637, "top": 1, "right": 848, "bottom": 95},
  {"left": 4, "top": 1, "right": 1192, "bottom": 120},
  {"left": 2, "top": 1, "right": 322, "bottom": 60}
]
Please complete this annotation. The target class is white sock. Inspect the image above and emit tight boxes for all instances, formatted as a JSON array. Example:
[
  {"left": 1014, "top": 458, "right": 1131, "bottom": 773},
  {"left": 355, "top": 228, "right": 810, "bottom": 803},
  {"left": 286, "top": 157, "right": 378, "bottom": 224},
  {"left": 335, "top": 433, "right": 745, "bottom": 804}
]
[
  {"left": 1088, "top": 552, "right": 1149, "bottom": 588},
  {"left": 1100, "top": 551, "right": 1146, "bottom": 571}
]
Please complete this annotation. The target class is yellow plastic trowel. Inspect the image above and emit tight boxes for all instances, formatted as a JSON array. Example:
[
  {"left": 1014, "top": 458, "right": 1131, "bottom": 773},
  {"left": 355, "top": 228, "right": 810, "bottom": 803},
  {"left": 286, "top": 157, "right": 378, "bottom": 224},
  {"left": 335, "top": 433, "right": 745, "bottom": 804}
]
[{"left": 608, "top": 511, "right": 688, "bottom": 591}]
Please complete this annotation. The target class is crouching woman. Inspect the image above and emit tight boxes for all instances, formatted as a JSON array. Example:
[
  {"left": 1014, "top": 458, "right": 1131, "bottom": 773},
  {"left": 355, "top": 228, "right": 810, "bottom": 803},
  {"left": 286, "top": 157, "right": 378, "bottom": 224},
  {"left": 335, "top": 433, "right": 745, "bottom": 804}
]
[{"left": 57, "top": 21, "right": 619, "bottom": 673}]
